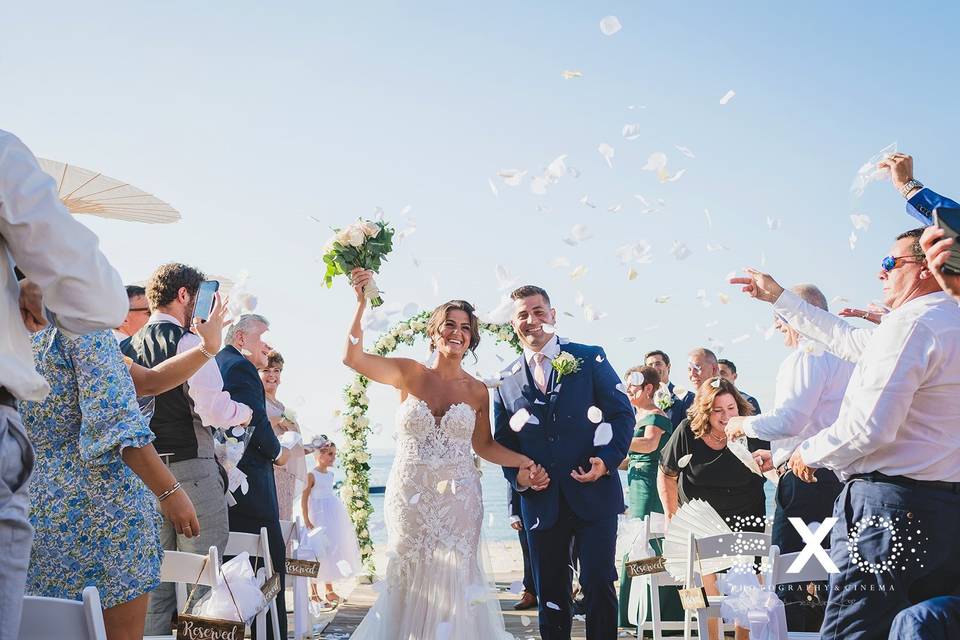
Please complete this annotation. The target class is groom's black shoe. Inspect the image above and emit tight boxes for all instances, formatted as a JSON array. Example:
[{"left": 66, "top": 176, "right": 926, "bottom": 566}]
[{"left": 513, "top": 592, "right": 538, "bottom": 610}]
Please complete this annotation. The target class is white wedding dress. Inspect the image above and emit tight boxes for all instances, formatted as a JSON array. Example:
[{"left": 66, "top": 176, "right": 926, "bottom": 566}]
[{"left": 351, "top": 395, "right": 512, "bottom": 640}]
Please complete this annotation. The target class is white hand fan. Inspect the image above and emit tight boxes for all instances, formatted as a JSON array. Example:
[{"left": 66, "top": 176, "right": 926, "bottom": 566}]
[
  {"left": 728, "top": 436, "right": 780, "bottom": 486},
  {"left": 662, "top": 500, "right": 753, "bottom": 580}
]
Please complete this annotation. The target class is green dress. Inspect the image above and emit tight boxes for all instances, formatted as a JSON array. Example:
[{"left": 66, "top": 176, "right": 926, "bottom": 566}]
[{"left": 618, "top": 413, "right": 684, "bottom": 629}]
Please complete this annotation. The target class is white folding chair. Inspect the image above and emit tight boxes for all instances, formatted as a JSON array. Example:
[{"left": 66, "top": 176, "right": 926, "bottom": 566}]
[
  {"left": 144, "top": 546, "right": 222, "bottom": 640},
  {"left": 19, "top": 586, "right": 107, "bottom": 640},
  {"left": 225, "top": 526, "right": 281, "bottom": 640},
  {"left": 684, "top": 530, "right": 772, "bottom": 640},
  {"left": 626, "top": 514, "right": 689, "bottom": 640},
  {"left": 282, "top": 517, "right": 317, "bottom": 640},
  {"left": 766, "top": 544, "right": 828, "bottom": 639}
]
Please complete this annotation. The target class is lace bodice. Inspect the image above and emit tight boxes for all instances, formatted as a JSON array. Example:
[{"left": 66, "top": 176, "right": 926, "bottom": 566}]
[{"left": 394, "top": 395, "right": 477, "bottom": 470}]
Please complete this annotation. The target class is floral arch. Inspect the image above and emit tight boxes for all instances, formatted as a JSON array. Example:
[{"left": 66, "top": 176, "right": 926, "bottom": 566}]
[{"left": 338, "top": 310, "right": 522, "bottom": 574}]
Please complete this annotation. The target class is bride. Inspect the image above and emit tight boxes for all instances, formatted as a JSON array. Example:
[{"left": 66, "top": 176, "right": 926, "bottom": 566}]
[{"left": 344, "top": 269, "right": 548, "bottom": 639}]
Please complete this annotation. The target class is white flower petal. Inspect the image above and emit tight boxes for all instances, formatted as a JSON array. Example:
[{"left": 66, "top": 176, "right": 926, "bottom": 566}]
[
  {"left": 570, "top": 265, "right": 588, "bottom": 279},
  {"left": 593, "top": 422, "right": 613, "bottom": 446},
  {"left": 622, "top": 124, "right": 642, "bottom": 140},
  {"left": 851, "top": 213, "right": 872, "bottom": 231},
  {"left": 599, "top": 15, "right": 622, "bottom": 36},
  {"left": 642, "top": 152, "right": 668, "bottom": 172},
  {"left": 542, "top": 323, "right": 556, "bottom": 334},
  {"left": 546, "top": 154, "right": 568, "bottom": 179},
  {"left": 766, "top": 216, "right": 782, "bottom": 230},
  {"left": 530, "top": 517, "right": 540, "bottom": 530},
  {"left": 678, "top": 453, "right": 694, "bottom": 468},
  {"left": 561, "top": 70, "right": 583, "bottom": 80},
  {"left": 348, "top": 334, "right": 360, "bottom": 345},
  {"left": 509, "top": 409, "right": 533, "bottom": 432},
  {"left": 675, "top": 145, "right": 696, "bottom": 159},
  {"left": 627, "top": 267, "right": 638, "bottom": 281},
  {"left": 587, "top": 406, "right": 603, "bottom": 423},
  {"left": 849, "top": 231, "right": 858, "bottom": 250},
  {"left": 598, "top": 143, "right": 615, "bottom": 168},
  {"left": 719, "top": 89, "right": 736, "bottom": 105},
  {"left": 579, "top": 195, "right": 597, "bottom": 208},
  {"left": 731, "top": 334, "right": 751, "bottom": 344},
  {"left": 550, "top": 256, "right": 570, "bottom": 269},
  {"left": 654, "top": 295, "right": 671, "bottom": 304},
  {"left": 671, "top": 241, "right": 692, "bottom": 260},
  {"left": 408, "top": 493, "right": 421, "bottom": 505},
  {"left": 530, "top": 176, "right": 549, "bottom": 195},
  {"left": 546, "top": 601, "right": 562, "bottom": 611}
]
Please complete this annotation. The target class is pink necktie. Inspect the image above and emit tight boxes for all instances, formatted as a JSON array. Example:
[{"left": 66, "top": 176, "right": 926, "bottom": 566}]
[{"left": 533, "top": 352, "right": 548, "bottom": 394}]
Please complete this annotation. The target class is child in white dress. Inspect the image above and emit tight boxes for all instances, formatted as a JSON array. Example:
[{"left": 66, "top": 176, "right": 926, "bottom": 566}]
[{"left": 300, "top": 435, "right": 362, "bottom": 605}]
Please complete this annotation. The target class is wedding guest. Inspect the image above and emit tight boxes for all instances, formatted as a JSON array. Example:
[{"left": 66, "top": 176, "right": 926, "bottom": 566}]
[
  {"left": 507, "top": 484, "right": 538, "bottom": 610},
  {"left": 724, "top": 284, "right": 853, "bottom": 631},
  {"left": 658, "top": 378, "right": 763, "bottom": 640},
  {"left": 121, "top": 263, "right": 253, "bottom": 635},
  {"left": 20, "top": 326, "right": 199, "bottom": 640},
  {"left": 0, "top": 128, "right": 128, "bottom": 640},
  {"left": 877, "top": 152, "right": 959, "bottom": 225},
  {"left": 732, "top": 234, "right": 960, "bottom": 638},
  {"left": 115, "top": 285, "right": 150, "bottom": 340},
  {"left": 643, "top": 349, "right": 686, "bottom": 428},
  {"left": 617, "top": 365, "right": 682, "bottom": 629},
  {"left": 717, "top": 358, "right": 761, "bottom": 414},
  {"left": 670, "top": 347, "right": 720, "bottom": 423},
  {"left": 218, "top": 314, "right": 290, "bottom": 640},
  {"left": 260, "top": 350, "right": 306, "bottom": 522}
]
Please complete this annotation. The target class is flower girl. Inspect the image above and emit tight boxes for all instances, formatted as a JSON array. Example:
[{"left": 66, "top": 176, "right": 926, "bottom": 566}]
[{"left": 300, "top": 435, "right": 362, "bottom": 605}]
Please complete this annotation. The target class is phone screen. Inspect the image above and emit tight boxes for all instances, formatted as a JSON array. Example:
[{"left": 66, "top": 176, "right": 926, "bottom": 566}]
[
  {"left": 193, "top": 280, "right": 219, "bottom": 322},
  {"left": 933, "top": 208, "right": 960, "bottom": 276}
]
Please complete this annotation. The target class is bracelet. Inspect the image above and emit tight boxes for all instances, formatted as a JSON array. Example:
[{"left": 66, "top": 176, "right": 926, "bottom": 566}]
[
  {"left": 899, "top": 178, "right": 923, "bottom": 198},
  {"left": 157, "top": 481, "right": 182, "bottom": 502},
  {"left": 198, "top": 345, "right": 216, "bottom": 359}
]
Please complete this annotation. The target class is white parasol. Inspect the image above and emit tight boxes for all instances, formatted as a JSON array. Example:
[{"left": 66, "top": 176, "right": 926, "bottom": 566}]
[{"left": 38, "top": 158, "right": 180, "bottom": 224}]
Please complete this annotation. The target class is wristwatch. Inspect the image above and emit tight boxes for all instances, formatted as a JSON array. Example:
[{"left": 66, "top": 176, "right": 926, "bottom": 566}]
[{"left": 899, "top": 179, "right": 923, "bottom": 199}]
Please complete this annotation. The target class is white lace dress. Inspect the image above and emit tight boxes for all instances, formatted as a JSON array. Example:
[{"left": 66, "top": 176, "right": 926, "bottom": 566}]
[{"left": 351, "top": 395, "right": 512, "bottom": 640}]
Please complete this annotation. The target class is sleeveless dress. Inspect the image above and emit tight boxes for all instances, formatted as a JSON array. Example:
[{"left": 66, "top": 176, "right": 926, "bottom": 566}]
[
  {"left": 301, "top": 468, "right": 362, "bottom": 581},
  {"left": 351, "top": 395, "right": 512, "bottom": 640}
]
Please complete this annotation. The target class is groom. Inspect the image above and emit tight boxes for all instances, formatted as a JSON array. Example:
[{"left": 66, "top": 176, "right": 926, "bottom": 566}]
[{"left": 495, "top": 285, "right": 633, "bottom": 640}]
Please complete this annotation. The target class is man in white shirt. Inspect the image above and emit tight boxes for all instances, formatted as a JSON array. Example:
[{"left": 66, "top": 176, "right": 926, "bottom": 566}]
[
  {"left": 0, "top": 129, "right": 127, "bottom": 640},
  {"left": 731, "top": 228, "right": 960, "bottom": 639},
  {"left": 120, "top": 262, "right": 253, "bottom": 634},
  {"left": 725, "top": 284, "right": 854, "bottom": 631}
]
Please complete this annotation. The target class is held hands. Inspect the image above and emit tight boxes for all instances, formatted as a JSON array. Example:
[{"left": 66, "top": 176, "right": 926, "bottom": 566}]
[
  {"left": 570, "top": 457, "right": 608, "bottom": 483},
  {"left": 752, "top": 449, "right": 774, "bottom": 473},
  {"left": 517, "top": 458, "right": 550, "bottom": 491},
  {"left": 724, "top": 416, "right": 747, "bottom": 441},
  {"left": 510, "top": 520, "right": 523, "bottom": 532},
  {"left": 192, "top": 292, "right": 230, "bottom": 353},
  {"left": 787, "top": 449, "right": 817, "bottom": 483},
  {"left": 18, "top": 279, "right": 48, "bottom": 333},
  {"left": 729, "top": 268, "right": 784, "bottom": 304},
  {"left": 161, "top": 489, "right": 201, "bottom": 538},
  {"left": 878, "top": 152, "right": 914, "bottom": 193},
  {"left": 350, "top": 268, "right": 375, "bottom": 306}
]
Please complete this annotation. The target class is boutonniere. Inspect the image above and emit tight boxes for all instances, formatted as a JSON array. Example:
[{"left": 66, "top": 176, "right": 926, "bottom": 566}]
[
  {"left": 551, "top": 351, "right": 583, "bottom": 382},
  {"left": 653, "top": 384, "right": 674, "bottom": 411}
]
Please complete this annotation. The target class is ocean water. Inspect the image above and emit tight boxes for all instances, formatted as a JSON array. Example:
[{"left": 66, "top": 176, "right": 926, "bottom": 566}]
[{"left": 335, "top": 453, "right": 776, "bottom": 544}]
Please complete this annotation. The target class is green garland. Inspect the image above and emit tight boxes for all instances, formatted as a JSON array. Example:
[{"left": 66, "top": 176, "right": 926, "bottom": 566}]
[{"left": 339, "top": 311, "right": 523, "bottom": 575}]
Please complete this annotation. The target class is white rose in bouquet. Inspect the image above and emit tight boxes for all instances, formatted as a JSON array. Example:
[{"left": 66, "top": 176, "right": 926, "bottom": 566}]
[
  {"left": 346, "top": 224, "right": 366, "bottom": 247},
  {"left": 360, "top": 221, "right": 381, "bottom": 238}
]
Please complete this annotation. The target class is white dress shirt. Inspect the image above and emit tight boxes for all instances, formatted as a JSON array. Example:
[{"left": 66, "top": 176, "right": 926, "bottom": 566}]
[
  {"left": 147, "top": 312, "right": 252, "bottom": 427},
  {"left": 741, "top": 341, "right": 854, "bottom": 467},
  {"left": 775, "top": 289, "right": 960, "bottom": 481},
  {"left": 0, "top": 130, "right": 127, "bottom": 401}
]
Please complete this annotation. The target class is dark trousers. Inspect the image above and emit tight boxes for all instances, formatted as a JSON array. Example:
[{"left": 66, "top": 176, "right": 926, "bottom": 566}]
[
  {"left": 527, "top": 498, "right": 617, "bottom": 640},
  {"left": 772, "top": 468, "right": 842, "bottom": 632},
  {"left": 517, "top": 514, "right": 537, "bottom": 596},
  {"left": 228, "top": 511, "right": 287, "bottom": 640},
  {"left": 820, "top": 479, "right": 960, "bottom": 640}
]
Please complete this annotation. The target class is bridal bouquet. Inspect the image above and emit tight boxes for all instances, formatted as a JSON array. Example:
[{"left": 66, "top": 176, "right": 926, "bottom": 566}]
[
  {"left": 322, "top": 219, "right": 395, "bottom": 307},
  {"left": 213, "top": 426, "right": 253, "bottom": 495}
]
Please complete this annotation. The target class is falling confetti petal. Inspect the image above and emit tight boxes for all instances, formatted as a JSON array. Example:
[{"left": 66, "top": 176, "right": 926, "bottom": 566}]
[
  {"left": 598, "top": 143, "right": 615, "bottom": 168},
  {"left": 675, "top": 145, "right": 696, "bottom": 159},
  {"left": 731, "top": 334, "right": 751, "bottom": 344},
  {"left": 628, "top": 372, "right": 643, "bottom": 385},
  {"left": 642, "top": 152, "right": 668, "bottom": 172},
  {"left": 635, "top": 194, "right": 651, "bottom": 207},
  {"left": 409, "top": 493, "right": 421, "bottom": 505},
  {"left": 546, "top": 155, "right": 568, "bottom": 179},
  {"left": 587, "top": 406, "right": 603, "bottom": 423},
  {"left": 659, "top": 167, "right": 687, "bottom": 183},
  {"left": 567, "top": 224, "right": 593, "bottom": 244},
  {"left": 348, "top": 335, "right": 359, "bottom": 345},
  {"left": 542, "top": 323, "right": 556, "bottom": 334},
  {"left": 436, "top": 480, "right": 448, "bottom": 494},
  {"left": 488, "top": 178, "right": 499, "bottom": 196},
  {"left": 530, "top": 518, "right": 540, "bottom": 530},
  {"left": 720, "top": 89, "right": 736, "bottom": 105},
  {"left": 671, "top": 241, "right": 692, "bottom": 260},
  {"left": 510, "top": 408, "right": 535, "bottom": 432},
  {"left": 678, "top": 453, "right": 694, "bottom": 468},
  {"left": 498, "top": 169, "right": 527, "bottom": 187},
  {"left": 710, "top": 378, "right": 721, "bottom": 390},
  {"left": 530, "top": 176, "right": 548, "bottom": 195},
  {"left": 546, "top": 601, "right": 562, "bottom": 611},
  {"left": 608, "top": 204, "right": 622, "bottom": 213},
  {"left": 849, "top": 231, "right": 858, "bottom": 250},
  {"left": 706, "top": 243, "right": 730, "bottom": 252},
  {"left": 575, "top": 291, "right": 585, "bottom": 307},
  {"left": 718, "top": 293, "right": 730, "bottom": 304},
  {"left": 596, "top": 354, "right": 605, "bottom": 363},
  {"left": 521, "top": 615, "right": 532, "bottom": 627},
  {"left": 579, "top": 195, "right": 597, "bottom": 209},
  {"left": 337, "top": 560, "right": 352, "bottom": 576},
  {"left": 622, "top": 124, "right": 642, "bottom": 140},
  {"left": 654, "top": 295, "right": 671, "bottom": 304},
  {"left": 599, "top": 15, "right": 622, "bottom": 36},
  {"left": 594, "top": 423, "right": 613, "bottom": 446},
  {"left": 550, "top": 256, "right": 570, "bottom": 269},
  {"left": 627, "top": 267, "right": 638, "bottom": 280},
  {"left": 851, "top": 142, "right": 897, "bottom": 197},
  {"left": 570, "top": 265, "right": 588, "bottom": 279},
  {"left": 704, "top": 208, "right": 713, "bottom": 229},
  {"left": 766, "top": 216, "right": 782, "bottom": 230},
  {"left": 850, "top": 213, "right": 872, "bottom": 231},
  {"left": 561, "top": 70, "right": 583, "bottom": 80}
]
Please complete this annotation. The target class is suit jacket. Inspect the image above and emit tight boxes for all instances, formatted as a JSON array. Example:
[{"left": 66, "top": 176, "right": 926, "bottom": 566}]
[
  {"left": 216, "top": 345, "right": 282, "bottom": 521},
  {"left": 666, "top": 382, "right": 691, "bottom": 429},
  {"left": 494, "top": 340, "right": 634, "bottom": 530}
]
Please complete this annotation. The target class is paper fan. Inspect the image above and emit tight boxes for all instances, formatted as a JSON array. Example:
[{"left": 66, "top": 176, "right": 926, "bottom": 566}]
[
  {"left": 38, "top": 158, "right": 180, "bottom": 224},
  {"left": 662, "top": 500, "right": 752, "bottom": 580},
  {"left": 728, "top": 437, "right": 780, "bottom": 486}
]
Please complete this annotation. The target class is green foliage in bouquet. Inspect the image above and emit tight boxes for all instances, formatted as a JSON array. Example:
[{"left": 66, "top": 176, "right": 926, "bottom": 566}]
[{"left": 322, "top": 219, "right": 395, "bottom": 306}]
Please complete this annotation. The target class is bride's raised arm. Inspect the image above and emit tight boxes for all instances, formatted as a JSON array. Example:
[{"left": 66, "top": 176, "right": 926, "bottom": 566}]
[{"left": 342, "top": 269, "right": 418, "bottom": 389}]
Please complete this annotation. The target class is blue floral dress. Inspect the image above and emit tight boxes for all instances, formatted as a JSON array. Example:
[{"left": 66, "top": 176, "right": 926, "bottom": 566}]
[{"left": 20, "top": 328, "right": 163, "bottom": 608}]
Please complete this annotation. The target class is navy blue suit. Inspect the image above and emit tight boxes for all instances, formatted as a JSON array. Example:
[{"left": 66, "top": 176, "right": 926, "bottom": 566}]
[
  {"left": 666, "top": 383, "right": 691, "bottom": 429},
  {"left": 494, "top": 340, "right": 633, "bottom": 640},
  {"left": 216, "top": 346, "right": 286, "bottom": 640},
  {"left": 906, "top": 187, "right": 960, "bottom": 224}
]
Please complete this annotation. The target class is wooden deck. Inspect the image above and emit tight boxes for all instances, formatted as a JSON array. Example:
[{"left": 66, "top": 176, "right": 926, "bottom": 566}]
[{"left": 317, "top": 579, "right": 595, "bottom": 639}]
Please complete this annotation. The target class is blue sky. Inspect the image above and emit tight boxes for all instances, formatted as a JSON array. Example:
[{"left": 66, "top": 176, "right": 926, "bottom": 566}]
[{"left": 4, "top": 2, "right": 958, "bottom": 451}]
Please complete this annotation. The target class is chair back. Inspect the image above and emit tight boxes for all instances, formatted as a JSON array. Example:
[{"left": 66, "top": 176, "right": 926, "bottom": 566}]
[
  {"left": 224, "top": 526, "right": 272, "bottom": 575},
  {"left": 279, "top": 519, "right": 298, "bottom": 546},
  {"left": 768, "top": 544, "right": 831, "bottom": 586},
  {"left": 19, "top": 586, "right": 107, "bottom": 640},
  {"left": 160, "top": 546, "right": 221, "bottom": 586}
]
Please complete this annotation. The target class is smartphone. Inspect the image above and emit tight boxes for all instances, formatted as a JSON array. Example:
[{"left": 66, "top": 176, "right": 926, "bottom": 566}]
[
  {"left": 193, "top": 280, "right": 219, "bottom": 322},
  {"left": 933, "top": 208, "right": 960, "bottom": 276}
]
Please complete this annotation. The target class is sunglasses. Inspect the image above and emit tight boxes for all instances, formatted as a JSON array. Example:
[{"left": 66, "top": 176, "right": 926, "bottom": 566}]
[{"left": 880, "top": 255, "right": 922, "bottom": 273}]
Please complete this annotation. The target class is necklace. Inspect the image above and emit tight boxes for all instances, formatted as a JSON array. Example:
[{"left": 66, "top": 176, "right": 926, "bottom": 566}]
[{"left": 706, "top": 429, "right": 727, "bottom": 444}]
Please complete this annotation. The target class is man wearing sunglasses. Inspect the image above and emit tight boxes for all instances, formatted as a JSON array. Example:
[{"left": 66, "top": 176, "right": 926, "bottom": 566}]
[{"left": 730, "top": 228, "right": 960, "bottom": 639}]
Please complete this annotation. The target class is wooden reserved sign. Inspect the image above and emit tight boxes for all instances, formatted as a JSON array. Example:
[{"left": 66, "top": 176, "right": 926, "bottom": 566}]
[
  {"left": 678, "top": 586, "right": 709, "bottom": 611},
  {"left": 625, "top": 555, "right": 667, "bottom": 577},
  {"left": 286, "top": 558, "right": 321, "bottom": 578},
  {"left": 261, "top": 573, "right": 282, "bottom": 602},
  {"left": 176, "top": 614, "right": 245, "bottom": 640}
]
